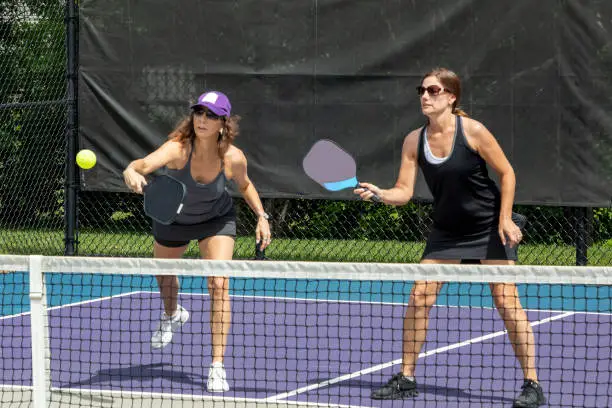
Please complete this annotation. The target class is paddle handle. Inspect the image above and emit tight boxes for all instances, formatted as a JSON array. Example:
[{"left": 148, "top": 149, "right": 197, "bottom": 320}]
[
  {"left": 357, "top": 184, "right": 382, "bottom": 203},
  {"left": 255, "top": 242, "right": 266, "bottom": 260}
]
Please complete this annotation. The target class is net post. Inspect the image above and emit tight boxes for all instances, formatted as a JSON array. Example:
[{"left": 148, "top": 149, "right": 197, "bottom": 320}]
[{"left": 29, "top": 255, "right": 50, "bottom": 407}]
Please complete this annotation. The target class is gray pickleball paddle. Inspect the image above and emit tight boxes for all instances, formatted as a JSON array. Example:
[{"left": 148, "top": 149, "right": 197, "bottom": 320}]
[
  {"left": 143, "top": 174, "right": 187, "bottom": 225},
  {"left": 302, "top": 139, "right": 381, "bottom": 202}
]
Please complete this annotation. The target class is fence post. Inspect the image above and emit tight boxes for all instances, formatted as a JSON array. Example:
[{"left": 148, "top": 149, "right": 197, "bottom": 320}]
[
  {"left": 64, "top": 0, "right": 79, "bottom": 255},
  {"left": 575, "top": 207, "right": 589, "bottom": 266}
]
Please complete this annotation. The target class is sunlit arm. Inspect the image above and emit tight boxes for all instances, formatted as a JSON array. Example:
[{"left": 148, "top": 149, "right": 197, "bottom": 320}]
[
  {"left": 229, "top": 149, "right": 266, "bottom": 217},
  {"left": 123, "top": 140, "right": 183, "bottom": 194},
  {"left": 467, "top": 119, "right": 516, "bottom": 221},
  {"left": 379, "top": 130, "right": 420, "bottom": 206},
  {"left": 497, "top": 169, "right": 516, "bottom": 220},
  {"left": 125, "top": 140, "right": 182, "bottom": 176}
]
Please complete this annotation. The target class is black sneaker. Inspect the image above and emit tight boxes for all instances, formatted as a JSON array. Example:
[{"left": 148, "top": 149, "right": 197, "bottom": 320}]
[
  {"left": 371, "top": 373, "right": 418, "bottom": 400},
  {"left": 513, "top": 380, "right": 546, "bottom": 408}
]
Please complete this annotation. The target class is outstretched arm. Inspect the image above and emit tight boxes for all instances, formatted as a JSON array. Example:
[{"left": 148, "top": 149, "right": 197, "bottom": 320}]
[
  {"left": 354, "top": 129, "right": 420, "bottom": 206},
  {"left": 123, "top": 140, "right": 183, "bottom": 194}
]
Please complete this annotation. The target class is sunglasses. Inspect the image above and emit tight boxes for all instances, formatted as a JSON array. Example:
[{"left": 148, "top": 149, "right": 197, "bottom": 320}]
[
  {"left": 416, "top": 85, "right": 447, "bottom": 96},
  {"left": 193, "top": 108, "right": 223, "bottom": 120}
]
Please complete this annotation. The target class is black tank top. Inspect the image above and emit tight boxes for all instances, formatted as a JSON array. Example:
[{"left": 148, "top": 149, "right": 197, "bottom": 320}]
[
  {"left": 417, "top": 116, "right": 501, "bottom": 234},
  {"left": 166, "top": 142, "right": 233, "bottom": 225}
]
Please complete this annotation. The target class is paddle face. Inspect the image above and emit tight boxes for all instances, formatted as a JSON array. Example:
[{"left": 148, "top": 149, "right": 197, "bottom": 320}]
[
  {"left": 302, "top": 139, "right": 381, "bottom": 202},
  {"left": 302, "top": 139, "right": 358, "bottom": 191},
  {"left": 143, "top": 174, "right": 187, "bottom": 225}
]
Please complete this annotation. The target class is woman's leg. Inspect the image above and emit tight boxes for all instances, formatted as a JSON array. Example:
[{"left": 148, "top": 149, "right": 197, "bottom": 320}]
[
  {"left": 483, "top": 259, "right": 545, "bottom": 406},
  {"left": 151, "top": 241, "right": 189, "bottom": 349},
  {"left": 372, "top": 259, "right": 459, "bottom": 400},
  {"left": 402, "top": 259, "right": 458, "bottom": 376},
  {"left": 153, "top": 241, "right": 188, "bottom": 316},
  {"left": 198, "top": 235, "right": 235, "bottom": 364},
  {"left": 482, "top": 259, "right": 538, "bottom": 381}
]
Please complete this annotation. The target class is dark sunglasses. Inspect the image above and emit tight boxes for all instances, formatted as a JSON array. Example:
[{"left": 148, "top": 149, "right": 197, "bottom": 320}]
[
  {"left": 193, "top": 108, "right": 223, "bottom": 120},
  {"left": 416, "top": 85, "right": 447, "bottom": 96}
]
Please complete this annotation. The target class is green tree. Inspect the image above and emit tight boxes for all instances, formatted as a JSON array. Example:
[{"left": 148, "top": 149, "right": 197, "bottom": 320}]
[{"left": 0, "top": 1, "right": 66, "bottom": 229}]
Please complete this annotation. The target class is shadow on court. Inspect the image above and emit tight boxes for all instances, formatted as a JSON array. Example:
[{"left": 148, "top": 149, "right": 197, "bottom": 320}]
[
  {"left": 63, "top": 363, "right": 205, "bottom": 388},
  {"left": 62, "top": 362, "right": 273, "bottom": 394},
  {"left": 341, "top": 378, "right": 515, "bottom": 404}
]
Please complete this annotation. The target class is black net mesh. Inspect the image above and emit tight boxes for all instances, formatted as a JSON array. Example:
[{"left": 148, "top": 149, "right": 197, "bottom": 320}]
[{"left": 0, "top": 256, "right": 610, "bottom": 407}]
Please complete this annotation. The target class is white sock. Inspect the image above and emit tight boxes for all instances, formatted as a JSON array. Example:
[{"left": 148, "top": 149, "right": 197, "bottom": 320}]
[{"left": 169, "top": 305, "right": 182, "bottom": 319}]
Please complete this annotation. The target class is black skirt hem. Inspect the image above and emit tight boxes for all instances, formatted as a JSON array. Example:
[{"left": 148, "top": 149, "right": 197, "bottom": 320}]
[{"left": 152, "top": 207, "right": 237, "bottom": 244}]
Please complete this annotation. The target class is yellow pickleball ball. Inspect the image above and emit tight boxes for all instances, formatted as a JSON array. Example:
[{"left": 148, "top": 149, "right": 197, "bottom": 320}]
[{"left": 76, "top": 149, "right": 96, "bottom": 170}]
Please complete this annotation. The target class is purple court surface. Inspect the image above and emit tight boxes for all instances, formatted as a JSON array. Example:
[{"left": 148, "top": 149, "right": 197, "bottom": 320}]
[{"left": 1, "top": 292, "right": 610, "bottom": 407}]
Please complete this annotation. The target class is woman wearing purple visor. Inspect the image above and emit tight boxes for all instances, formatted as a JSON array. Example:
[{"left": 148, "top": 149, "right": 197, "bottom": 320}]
[{"left": 123, "top": 90, "right": 271, "bottom": 393}]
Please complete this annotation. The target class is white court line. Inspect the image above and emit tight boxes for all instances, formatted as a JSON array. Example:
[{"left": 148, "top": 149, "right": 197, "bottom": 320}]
[
  {"left": 164, "top": 290, "right": 612, "bottom": 316},
  {"left": 47, "top": 291, "right": 143, "bottom": 311},
  {"left": 0, "top": 291, "right": 143, "bottom": 321},
  {"left": 264, "top": 311, "right": 577, "bottom": 402},
  {"left": 51, "top": 387, "right": 371, "bottom": 408},
  {"left": 3, "top": 287, "right": 606, "bottom": 320},
  {"left": 0, "top": 384, "right": 33, "bottom": 391},
  {"left": 2, "top": 283, "right": 609, "bottom": 322},
  {"left": 0, "top": 291, "right": 146, "bottom": 387}
]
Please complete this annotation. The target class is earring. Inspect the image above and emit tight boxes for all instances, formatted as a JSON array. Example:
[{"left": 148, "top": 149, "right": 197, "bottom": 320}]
[{"left": 219, "top": 128, "right": 224, "bottom": 136}]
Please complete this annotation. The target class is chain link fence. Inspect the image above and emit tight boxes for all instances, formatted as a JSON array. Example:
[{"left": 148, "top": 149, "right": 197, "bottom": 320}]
[
  {"left": 72, "top": 193, "right": 611, "bottom": 266},
  {"left": 1, "top": 1, "right": 611, "bottom": 265},
  {"left": 0, "top": 0, "right": 67, "bottom": 255}
]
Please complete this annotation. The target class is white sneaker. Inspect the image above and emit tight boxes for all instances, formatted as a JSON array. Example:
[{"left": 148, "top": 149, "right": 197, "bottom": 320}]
[
  {"left": 151, "top": 305, "right": 189, "bottom": 349},
  {"left": 207, "top": 362, "right": 230, "bottom": 392}
]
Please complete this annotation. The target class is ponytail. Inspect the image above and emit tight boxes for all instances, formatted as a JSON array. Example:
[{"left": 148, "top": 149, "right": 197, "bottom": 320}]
[{"left": 453, "top": 106, "right": 469, "bottom": 117}]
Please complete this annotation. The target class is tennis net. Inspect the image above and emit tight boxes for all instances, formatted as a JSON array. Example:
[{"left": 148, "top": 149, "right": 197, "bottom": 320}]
[{"left": 0, "top": 255, "right": 610, "bottom": 407}]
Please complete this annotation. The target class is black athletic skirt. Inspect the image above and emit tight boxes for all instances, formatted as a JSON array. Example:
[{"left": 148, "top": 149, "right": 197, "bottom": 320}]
[
  {"left": 152, "top": 207, "right": 236, "bottom": 248},
  {"left": 421, "top": 212, "right": 526, "bottom": 261}
]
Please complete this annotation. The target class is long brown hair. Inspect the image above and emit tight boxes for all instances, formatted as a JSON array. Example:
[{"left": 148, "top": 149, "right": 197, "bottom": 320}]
[
  {"left": 422, "top": 68, "right": 468, "bottom": 117},
  {"left": 168, "top": 112, "right": 241, "bottom": 159}
]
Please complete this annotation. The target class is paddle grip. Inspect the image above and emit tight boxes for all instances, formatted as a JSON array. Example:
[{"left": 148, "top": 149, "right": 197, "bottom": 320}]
[
  {"left": 255, "top": 242, "right": 266, "bottom": 260},
  {"left": 358, "top": 185, "right": 382, "bottom": 203}
]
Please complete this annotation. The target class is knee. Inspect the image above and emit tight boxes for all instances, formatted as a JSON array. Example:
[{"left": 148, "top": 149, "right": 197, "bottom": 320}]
[
  {"left": 208, "top": 277, "right": 229, "bottom": 292},
  {"left": 491, "top": 285, "right": 521, "bottom": 311},
  {"left": 409, "top": 283, "right": 439, "bottom": 310},
  {"left": 158, "top": 275, "right": 178, "bottom": 288},
  {"left": 492, "top": 295, "right": 525, "bottom": 321}
]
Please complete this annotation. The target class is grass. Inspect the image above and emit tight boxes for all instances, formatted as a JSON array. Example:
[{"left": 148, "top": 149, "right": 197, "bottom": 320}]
[{"left": 1, "top": 228, "right": 610, "bottom": 265}]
